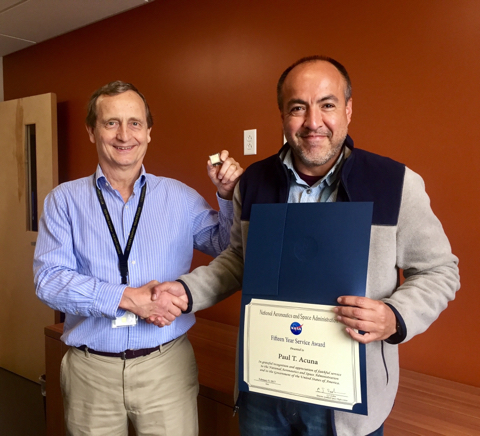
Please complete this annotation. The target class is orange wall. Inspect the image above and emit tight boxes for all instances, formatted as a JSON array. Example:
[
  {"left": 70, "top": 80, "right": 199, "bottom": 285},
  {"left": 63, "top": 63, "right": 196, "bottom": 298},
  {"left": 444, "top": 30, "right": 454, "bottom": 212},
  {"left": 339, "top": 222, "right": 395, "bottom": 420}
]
[{"left": 4, "top": 0, "right": 479, "bottom": 387}]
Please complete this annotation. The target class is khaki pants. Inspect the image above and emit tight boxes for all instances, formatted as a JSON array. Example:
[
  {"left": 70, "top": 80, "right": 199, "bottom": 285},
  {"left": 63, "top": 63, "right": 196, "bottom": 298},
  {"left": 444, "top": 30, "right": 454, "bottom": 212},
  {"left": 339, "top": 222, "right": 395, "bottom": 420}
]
[{"left": 60, "top": 334, "right": 199, "bottom": 436}]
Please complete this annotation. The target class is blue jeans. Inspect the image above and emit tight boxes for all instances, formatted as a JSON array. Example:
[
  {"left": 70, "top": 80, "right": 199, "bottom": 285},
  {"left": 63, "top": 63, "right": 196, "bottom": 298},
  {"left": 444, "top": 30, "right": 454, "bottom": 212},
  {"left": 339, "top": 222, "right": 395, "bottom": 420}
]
[{"left": 238, "top": 392, "right": 383, "bottom": 436}]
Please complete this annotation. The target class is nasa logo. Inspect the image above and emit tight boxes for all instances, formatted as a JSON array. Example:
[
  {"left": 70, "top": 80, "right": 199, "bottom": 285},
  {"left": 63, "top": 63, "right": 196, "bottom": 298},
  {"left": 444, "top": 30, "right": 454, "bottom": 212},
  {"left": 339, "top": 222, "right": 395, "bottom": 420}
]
[{"left": 290, "top": 322, "right": 303, "bottom": 335}]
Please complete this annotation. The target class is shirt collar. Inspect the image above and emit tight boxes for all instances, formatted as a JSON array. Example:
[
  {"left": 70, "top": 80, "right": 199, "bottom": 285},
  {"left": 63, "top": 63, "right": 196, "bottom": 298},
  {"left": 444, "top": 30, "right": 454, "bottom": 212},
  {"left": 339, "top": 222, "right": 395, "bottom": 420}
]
[
  {"left": 94, "top": 165, "right": 147, "bottom": 191},
  {"left": 282, "top": 148, "right": 345, "bottom": 188}
]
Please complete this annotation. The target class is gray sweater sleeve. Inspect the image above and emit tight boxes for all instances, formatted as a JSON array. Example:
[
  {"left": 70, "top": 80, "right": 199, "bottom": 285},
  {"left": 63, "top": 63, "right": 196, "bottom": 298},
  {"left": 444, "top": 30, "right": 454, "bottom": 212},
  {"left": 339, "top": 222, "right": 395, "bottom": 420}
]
[
  {"left": 180, "top": 183, "right": 245, "bottom": 312},
  {"left": 382, "top": 168, "right": 460, "bottom": 342}
]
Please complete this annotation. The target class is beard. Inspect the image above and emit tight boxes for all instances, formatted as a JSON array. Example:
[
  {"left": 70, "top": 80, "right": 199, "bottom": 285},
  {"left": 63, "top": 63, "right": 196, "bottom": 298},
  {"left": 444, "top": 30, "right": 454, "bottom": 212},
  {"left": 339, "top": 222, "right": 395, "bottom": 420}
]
[{"left": 289, "top": 128, "right": 347, "bottom": 170}]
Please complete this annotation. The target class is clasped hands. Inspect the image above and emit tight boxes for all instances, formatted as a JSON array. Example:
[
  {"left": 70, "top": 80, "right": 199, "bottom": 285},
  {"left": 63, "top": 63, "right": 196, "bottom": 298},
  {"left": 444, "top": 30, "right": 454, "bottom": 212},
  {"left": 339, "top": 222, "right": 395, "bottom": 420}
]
[{"left": 119, "top": 281, "right": 187, "bottom": 327}]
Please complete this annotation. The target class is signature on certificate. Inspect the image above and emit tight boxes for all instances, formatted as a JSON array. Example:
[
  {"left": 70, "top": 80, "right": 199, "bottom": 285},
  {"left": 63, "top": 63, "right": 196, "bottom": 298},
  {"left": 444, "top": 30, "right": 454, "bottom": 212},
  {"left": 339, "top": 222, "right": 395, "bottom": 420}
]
[{"left": 316, "top": 387, "right": 348, "bottom": 398}]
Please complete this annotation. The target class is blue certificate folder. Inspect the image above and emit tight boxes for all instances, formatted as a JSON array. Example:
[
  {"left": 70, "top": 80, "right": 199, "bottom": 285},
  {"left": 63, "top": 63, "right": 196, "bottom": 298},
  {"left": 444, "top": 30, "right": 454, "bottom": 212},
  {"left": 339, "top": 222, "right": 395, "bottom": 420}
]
[{"left": 239, "top": 202, "right": 373, "bottom": 415}]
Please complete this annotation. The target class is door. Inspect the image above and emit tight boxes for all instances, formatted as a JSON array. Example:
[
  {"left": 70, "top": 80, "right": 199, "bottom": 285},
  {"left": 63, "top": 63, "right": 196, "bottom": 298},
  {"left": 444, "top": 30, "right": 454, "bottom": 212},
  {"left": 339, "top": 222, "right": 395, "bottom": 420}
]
[{"left": 0, "top": 93, "right": 58, "bottom": 382}]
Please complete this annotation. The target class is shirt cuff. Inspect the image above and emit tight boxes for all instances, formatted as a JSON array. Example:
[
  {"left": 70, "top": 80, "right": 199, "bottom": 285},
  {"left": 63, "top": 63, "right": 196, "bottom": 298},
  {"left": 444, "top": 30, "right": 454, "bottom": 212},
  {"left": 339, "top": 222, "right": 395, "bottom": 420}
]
[
  {"left": 93, "top": 282, "right": 128, "bottom": 319},
  {"left": 216, "top": 192, "right": 234, "bottom": 212},
  {"left": 176, "top": 279, "right": 193, "bottom": 313},
  {"left": 384, "top": 303, "right": 407, "bottom": 344}
]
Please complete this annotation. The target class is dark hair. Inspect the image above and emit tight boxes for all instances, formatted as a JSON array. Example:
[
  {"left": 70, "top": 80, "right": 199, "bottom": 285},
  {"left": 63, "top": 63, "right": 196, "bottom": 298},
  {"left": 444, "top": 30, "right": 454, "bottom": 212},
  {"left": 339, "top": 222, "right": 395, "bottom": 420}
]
[
  {"left": 276, "top": 55, "right": 352, "bottom": 111},
  {"left": 85, "top": 81, "right": 153, "bottom": 129}
]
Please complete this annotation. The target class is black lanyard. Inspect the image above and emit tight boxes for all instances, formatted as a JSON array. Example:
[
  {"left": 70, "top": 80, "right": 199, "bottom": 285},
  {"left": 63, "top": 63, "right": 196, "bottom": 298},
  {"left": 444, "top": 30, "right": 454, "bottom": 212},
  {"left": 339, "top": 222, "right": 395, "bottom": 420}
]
[{"left": 94, "top": 176, "right": 147, "bottom": 285}]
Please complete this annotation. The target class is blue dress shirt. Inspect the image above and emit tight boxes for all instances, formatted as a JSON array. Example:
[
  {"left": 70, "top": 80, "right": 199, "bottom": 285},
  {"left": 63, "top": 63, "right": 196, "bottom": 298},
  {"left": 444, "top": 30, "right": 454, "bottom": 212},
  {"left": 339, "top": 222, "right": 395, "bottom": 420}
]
[
  {"left": 282, "top": 148, "right": 346, "bottom": 203},
  {"left": 34, "top": 165, "right": 233, "bottom": 352}
]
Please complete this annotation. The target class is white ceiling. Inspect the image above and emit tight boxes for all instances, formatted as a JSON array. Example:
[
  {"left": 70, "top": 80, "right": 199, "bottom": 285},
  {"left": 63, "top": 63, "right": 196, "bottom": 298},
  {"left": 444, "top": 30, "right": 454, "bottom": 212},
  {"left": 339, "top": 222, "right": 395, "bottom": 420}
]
[{"left": 0, "top": 0, "right": 153, "bottom": 57}]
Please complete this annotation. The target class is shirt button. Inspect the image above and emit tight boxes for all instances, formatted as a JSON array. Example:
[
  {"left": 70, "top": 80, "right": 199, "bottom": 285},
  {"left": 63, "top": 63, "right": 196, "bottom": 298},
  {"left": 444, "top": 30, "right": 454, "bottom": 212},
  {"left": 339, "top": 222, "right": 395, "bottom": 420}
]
[
  {"left": 132, "top": 260, "right": 136, "bottom": 265},
  {"left": 306, "top": 189, "right": 312, "bottom": 194}
]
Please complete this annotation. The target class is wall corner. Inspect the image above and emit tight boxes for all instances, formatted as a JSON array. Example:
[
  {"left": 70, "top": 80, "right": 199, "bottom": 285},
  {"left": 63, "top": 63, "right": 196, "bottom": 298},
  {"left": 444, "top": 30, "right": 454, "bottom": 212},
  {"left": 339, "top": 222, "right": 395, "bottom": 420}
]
[{"left": 0, "top": 57, "right": 3, "bottom": 102}]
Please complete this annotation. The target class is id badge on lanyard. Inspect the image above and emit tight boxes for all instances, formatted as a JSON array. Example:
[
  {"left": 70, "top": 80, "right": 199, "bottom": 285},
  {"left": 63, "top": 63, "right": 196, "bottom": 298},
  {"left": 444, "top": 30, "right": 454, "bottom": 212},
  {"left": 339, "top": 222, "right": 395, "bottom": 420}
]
[
  {"left": 94, "top": 176, "right": 146, "bottom": 329},
  {"left": 112, "top": 311, "right": 138, "bottom": 328}
]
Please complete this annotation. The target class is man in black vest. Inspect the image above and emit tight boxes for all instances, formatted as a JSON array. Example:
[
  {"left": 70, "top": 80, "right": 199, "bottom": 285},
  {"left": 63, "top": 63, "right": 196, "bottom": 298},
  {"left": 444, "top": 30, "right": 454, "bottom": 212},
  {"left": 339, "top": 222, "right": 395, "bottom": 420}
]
[{"left": 150, "top": 57, "right": 460, "bottom": 436}]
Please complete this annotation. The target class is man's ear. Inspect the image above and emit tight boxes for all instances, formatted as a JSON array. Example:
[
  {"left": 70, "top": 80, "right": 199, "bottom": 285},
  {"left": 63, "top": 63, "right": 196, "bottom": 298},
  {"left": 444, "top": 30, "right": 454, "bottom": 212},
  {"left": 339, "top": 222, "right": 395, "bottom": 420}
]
[
  {"left": 86, "top": 125, "right": 96, "bottom": 144},
  {"left": 346, "top": 98, "right": 353, "bottom": 124}
]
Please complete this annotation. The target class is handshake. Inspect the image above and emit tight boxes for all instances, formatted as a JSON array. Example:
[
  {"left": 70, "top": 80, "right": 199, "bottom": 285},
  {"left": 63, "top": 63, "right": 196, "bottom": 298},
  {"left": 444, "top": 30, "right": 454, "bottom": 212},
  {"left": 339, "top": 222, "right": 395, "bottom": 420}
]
[{"left": 119, "top": 281, "right": 188, "bottom": 327}]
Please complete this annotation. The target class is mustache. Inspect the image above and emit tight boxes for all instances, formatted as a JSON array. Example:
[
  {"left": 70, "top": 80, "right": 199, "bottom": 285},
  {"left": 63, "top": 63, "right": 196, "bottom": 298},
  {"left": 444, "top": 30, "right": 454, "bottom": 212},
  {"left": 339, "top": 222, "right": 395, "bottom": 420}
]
[{"left": 298, "top": 129, "right": 332, "bottom": 138}]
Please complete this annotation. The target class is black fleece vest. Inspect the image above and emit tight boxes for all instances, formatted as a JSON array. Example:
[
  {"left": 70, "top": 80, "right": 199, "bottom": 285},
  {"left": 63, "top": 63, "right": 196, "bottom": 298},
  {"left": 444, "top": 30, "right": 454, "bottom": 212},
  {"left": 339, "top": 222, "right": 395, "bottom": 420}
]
[{"left": 239, "top": 136, "right": 406, "bottom": 227}]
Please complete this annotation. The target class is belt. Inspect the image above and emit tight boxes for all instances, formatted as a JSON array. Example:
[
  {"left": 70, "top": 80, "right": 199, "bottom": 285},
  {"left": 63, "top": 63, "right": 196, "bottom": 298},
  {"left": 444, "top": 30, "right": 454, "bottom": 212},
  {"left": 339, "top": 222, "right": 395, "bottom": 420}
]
[{"left": 76, "top": 340, "right": 174, "bottom": 360}]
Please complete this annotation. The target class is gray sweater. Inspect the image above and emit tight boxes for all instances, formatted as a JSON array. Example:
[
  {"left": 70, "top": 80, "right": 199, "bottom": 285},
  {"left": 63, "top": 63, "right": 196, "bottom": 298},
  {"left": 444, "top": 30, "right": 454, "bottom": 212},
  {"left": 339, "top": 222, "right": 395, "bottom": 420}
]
[{"left": 180, "top": 141, "right": 460, "bottom": 435}]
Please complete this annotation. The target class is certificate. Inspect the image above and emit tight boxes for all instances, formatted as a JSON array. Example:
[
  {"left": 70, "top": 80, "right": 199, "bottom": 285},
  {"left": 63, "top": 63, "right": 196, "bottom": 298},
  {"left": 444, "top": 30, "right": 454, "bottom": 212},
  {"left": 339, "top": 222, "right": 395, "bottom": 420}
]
[
  {"left": 239, "top": 202, "right": 372, "bottom": 415},
  {"left": 243, "top": 299, "right": 361, "bottom": 410}
]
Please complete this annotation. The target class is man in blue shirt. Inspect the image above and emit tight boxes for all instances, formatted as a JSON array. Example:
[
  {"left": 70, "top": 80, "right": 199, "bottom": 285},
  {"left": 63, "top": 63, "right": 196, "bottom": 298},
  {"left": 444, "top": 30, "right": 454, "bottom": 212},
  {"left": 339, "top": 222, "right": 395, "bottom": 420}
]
[{"left": 34, "top": 81, "right": 243, "bottom": 436}]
